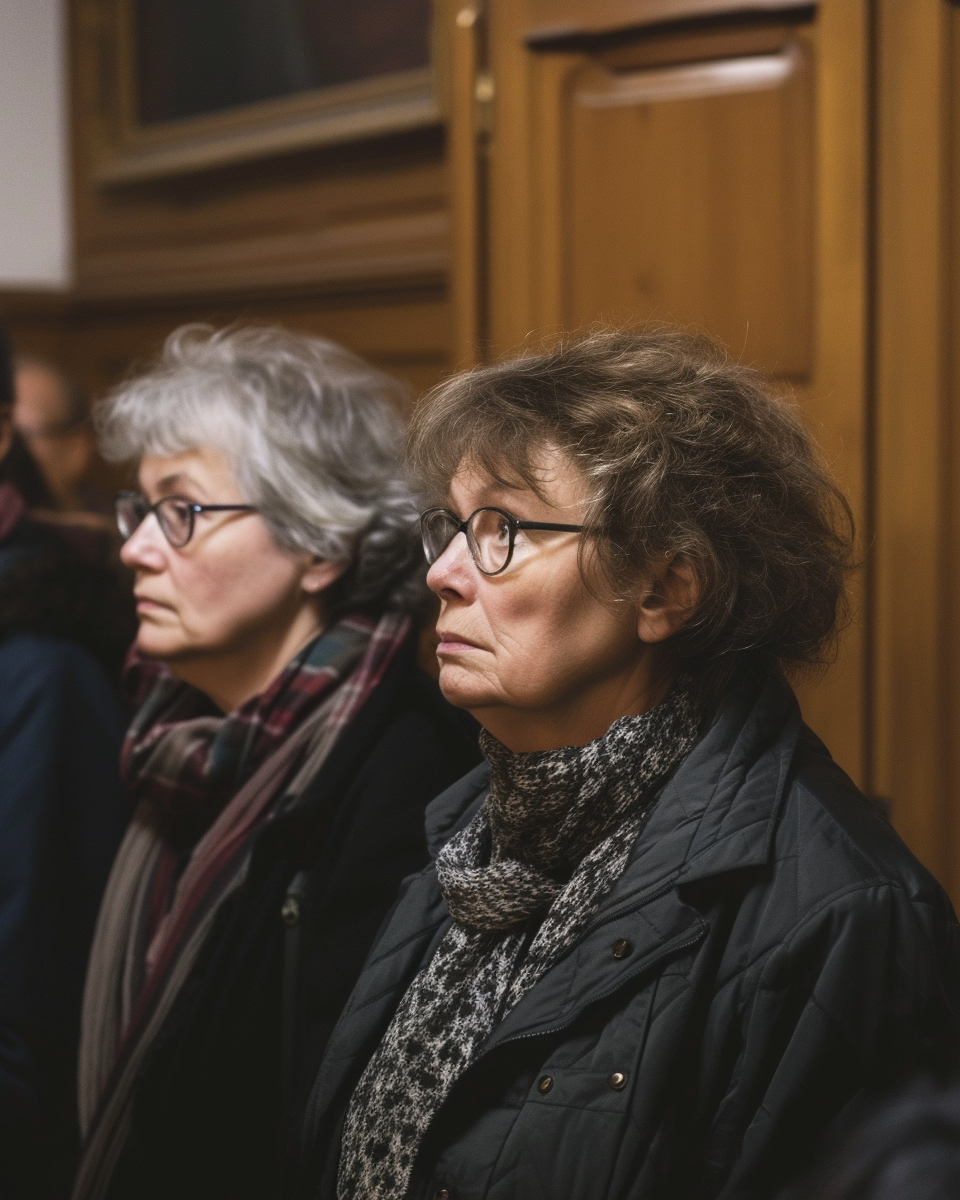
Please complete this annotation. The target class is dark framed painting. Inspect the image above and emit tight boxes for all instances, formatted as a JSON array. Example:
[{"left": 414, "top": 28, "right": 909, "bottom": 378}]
[{"left": 96, "top": 0, "right": 440, "bottom": 184}]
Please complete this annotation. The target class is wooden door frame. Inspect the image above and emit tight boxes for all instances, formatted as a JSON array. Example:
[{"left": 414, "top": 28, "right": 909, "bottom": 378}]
[{"left": 872, "top": 0, "right": 957, "bottom": 890}]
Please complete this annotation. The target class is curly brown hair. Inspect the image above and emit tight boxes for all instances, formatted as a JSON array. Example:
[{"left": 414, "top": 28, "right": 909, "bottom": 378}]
[{"left": 408, "top": 327, "right": 855, "bottom": 699}]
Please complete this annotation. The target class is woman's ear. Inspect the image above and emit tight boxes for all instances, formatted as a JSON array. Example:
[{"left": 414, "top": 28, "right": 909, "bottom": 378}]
[
  {"left": 301, "top": 557, "right": 349, "bottom": 596},
  {"left": 636, "top": 556, "right": 699, "bottom": 644}
]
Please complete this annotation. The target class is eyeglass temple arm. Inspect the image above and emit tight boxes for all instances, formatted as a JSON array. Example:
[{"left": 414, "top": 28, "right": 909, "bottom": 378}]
[
  {"left": 191, "top": 503, "right": 258, "bottom": 512},
  {"left": 514, "top": 520, "right": 584, "bottom": 532}
]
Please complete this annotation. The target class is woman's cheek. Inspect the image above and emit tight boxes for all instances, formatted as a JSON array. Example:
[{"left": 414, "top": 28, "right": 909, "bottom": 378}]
[{"left": 185, "top": 554, "right": 250, "bottom": 610}]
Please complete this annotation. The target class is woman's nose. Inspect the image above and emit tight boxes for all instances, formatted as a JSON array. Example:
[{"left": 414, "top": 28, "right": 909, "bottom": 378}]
[
  {"left": 119, "top": 514, "right": 167, "bottom": 571},
  {"left": 426, "top": 532, "right": 476, "bottom": 598}
]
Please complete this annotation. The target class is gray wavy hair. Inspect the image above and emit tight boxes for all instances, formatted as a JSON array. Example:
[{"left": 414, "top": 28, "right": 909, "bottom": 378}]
[{"left": 96, "top": 324, "right": 425, "bottom": 616}]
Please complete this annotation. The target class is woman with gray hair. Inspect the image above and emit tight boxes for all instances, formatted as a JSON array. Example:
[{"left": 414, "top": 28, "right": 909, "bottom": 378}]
[{"left": 72, "top": 326, "right": 478, "bottom": 1200}]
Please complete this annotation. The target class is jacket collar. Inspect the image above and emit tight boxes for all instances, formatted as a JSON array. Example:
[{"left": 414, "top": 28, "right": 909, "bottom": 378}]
[
  {"left": 426, "top": 666, "right": 802, "bottom": 895},
  {"left": 611, "top": 666, "right": 802, "bottom": 897},
  {"left": 473, "top": 668, "right": 803, "bottom": 1052}
]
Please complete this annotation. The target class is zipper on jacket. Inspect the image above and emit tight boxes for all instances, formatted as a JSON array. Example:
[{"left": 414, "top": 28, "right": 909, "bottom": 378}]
[{"left": 281, "top": 868, "right": 310, "bottom": 1123}]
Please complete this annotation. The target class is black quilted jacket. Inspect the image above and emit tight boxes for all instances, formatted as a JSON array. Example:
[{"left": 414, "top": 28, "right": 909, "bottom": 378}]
[{"left": 297, "top": 669, "right": 960, "bottom": 1200}]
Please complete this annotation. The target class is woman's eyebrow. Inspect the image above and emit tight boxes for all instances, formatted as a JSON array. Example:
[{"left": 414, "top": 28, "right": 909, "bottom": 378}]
[{"left": 154, "top": 472, "right": 207, "bottom": 497}]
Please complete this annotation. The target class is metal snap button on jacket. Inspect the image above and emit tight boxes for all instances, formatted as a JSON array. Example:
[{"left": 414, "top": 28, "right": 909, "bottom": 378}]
[
  {"left": 538, "top": 1075, "right": 554, "bottom": 1093},
  {"left": 280, "top": 897, "right": 300, "bottom": 926},
  {"left": 435, "top": 1189, "right": 451, "bottom": 1199},
  {"left": 608, "top": 1071, "right": 627, "bottom": 1090},
  {"left": 611, "top": 938, "right": 631, "bottom": 959}
]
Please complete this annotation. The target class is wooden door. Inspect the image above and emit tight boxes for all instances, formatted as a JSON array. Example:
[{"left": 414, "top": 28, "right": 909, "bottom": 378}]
[{"left": 444, "top": 0, "right": 871, "bottom": 787}]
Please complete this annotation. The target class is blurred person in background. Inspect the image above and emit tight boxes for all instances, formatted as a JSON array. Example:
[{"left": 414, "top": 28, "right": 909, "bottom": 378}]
[
  {"left": 14, "top": 356, "right": 112, "bottom": 518},
  {"left": 0, "top": 324, "right": 129, "bottom": 1199},
  {"left": 72, "top": 326, "right": 479, "bottom": 1200},
  {"left": 296, "top": 328, "right": 960, "bottom": 1200}
]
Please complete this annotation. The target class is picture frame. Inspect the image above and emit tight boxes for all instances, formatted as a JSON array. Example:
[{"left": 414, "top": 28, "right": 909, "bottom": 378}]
[{"left": 88, "top": 0, "right": 443, "bottom": 185}]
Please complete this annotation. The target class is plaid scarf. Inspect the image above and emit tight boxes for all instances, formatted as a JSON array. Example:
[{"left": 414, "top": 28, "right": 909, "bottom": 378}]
[
  {"left": 122, "top": 615, "right": 385, "bottom": 850},
  {"left": 75, "top": 610, "right": 410, "bottom": 1200}
]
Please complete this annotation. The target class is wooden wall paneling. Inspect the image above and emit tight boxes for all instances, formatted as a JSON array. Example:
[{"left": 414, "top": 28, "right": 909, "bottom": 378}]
[
  {"left": 791, "top": 0, "right": 871, "bottom": 787},
  {"left": 444, "top": 0, "right": 485, "bottom": 367},
  {"left": 0, "top": 293, "right": 72, "bottom": 365},
  {"left": 75, "top": 211, "right": 450, "bottom": 299},
  {"left": 563, "top": 26, "right": 814, "bottom": 376},
  {"left": 528, "top": 51, "right": 582, "bottom": 334},
  {"left": 948, "top": 5, "right": 960, "bottom": 904},
  {"left": 10, "top": 1, "right": 461, "bottom": 447},
  {"left": 2, "top": 286, "right": 450, "bottom": 426},
  {"left": 71, "top": 290, "right": 449, "bottom": 413},
  {"left": 873, "top": 0, "right": 952, "bottom": 883},
  {"left": 486, "top": 0, "right": 539, "bottom": 353},
  {"left": 71, "top": 137, "right": 451, "bottom": 300},
  {"left": 69, "top": 0, "right": 452, "bottom": 304},
  {"left": 471, "top": 0, "right": 869, "bottom": 782}
]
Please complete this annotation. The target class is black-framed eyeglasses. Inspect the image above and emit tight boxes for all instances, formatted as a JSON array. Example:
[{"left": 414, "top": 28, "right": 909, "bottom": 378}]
[
  {"left": 115, "top": 490, "right": 258, "bottom": 549},
  {"left": 420, "top": 506, "right": 584, "bottom": 576}
]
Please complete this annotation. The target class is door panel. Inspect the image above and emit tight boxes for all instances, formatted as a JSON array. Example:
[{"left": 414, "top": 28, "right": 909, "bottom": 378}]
[{"left": 565, "top": 38, "right": 813, "bottom": 379}]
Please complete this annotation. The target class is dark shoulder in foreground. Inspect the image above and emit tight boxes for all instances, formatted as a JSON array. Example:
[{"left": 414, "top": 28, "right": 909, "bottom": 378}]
[{"left": 0, "top": 629, "right": 122, "bottom": 717}]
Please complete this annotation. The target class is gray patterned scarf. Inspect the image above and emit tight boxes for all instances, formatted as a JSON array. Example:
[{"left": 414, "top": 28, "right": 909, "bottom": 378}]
[{"left": 337, "top": 683, "right": 700, "bottom": 1200}]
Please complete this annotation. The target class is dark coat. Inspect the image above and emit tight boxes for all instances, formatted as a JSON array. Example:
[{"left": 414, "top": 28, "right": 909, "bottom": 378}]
[
  {"left": 0, "top": 510, "right": 128, "bottom": 1199},
  {"left": 0, "top": 505, "right": 136, "bottom": 685},
  {"left": 297, "top": 669, "right": 960, "bottom": 1200},
  {"left": 103, "top": 633, "right": 481, "bottom": 1200}
]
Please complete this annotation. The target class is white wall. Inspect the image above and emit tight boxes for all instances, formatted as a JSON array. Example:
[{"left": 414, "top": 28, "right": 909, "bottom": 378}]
[{"left": 0, "top": 0, "right": 70, "bottom": 288}]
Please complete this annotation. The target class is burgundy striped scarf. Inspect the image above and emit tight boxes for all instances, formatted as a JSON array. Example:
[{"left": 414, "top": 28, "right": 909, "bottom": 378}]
[{"left": 74, "top": 609, "right": 411, "bottom": 1200}]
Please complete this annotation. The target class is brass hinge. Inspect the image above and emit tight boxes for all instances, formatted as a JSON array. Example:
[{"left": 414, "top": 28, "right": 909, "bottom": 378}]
[{"left": 474, "top": 71, "right": 496, "bottom": 137}]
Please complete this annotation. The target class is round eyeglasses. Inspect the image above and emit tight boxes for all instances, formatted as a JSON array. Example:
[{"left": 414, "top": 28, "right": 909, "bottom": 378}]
[
  {"left": 115, "top": 490, "right": 258, "bottom": 549},
  {"left": 420, "top": 506, "right": 584, "bottom": 576}
]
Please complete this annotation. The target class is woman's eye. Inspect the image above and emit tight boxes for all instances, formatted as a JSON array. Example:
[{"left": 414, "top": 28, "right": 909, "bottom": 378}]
[{"left": 510, "top": 526, "right": 534, "bottom": 554}]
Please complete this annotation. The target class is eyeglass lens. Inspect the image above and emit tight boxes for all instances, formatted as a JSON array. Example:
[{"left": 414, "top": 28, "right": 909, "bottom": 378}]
[
  {"left": 115, "top": 494, "right": 145, "bottom": 541},
  {"left": 420, "top": 510, "right": 460, "bottom": 565},
  {"left": 115, "top": 494, "right": 195, "bottom": 548},
  {"left": 467, "top": 508, "right": 512, "bottom": 573},
  {"left": 421, "top": 508, "right": 514, "bottom": 575}
]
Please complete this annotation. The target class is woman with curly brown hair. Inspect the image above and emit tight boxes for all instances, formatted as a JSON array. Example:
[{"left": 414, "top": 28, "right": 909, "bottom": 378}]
[{"left": 297, "top": 327, "right": 960, "bottom": 1200}]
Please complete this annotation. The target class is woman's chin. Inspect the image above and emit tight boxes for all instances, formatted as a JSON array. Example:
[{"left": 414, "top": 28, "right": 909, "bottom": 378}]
[
  {"left": 437, "top": 662, "right": 496, "bottom": 711},
  {"left": 135, "top": 628, "right": 187, "bottom": 662}
]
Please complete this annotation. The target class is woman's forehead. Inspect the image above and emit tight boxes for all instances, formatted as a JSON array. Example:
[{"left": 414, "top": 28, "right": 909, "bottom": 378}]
[
  {"left": 446, "top": 449, "right": 589, "bottom": 515},
  {"left": 139, "top": 446, "right": 235, "bottom": 498}
]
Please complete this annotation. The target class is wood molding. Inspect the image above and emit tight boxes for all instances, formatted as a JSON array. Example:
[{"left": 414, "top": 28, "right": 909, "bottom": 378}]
[
  {"left": 0, "top": 290, "right": 72, "bottom": 319},
  {"left": 75, "top": 211, "right": 450, "bottom": 300},
  {"left": 78, "top": 0, "right": 443, "bottom": 184},
  {"left": 769, "top": 0, "right": 868, "bottom": 786},
  {"left": 574, "top": 45, "right": 799, "bottom": 106},
  {"left": 872, "top": 0, "right": 953, "bottom": 881},
  {"left": 97, "top": 70, "right": 441, "bottom": 185},
  {"left": 445, "top": 0, "right": 485, "bottom": 367},
  {"left": 526, "top": 0, "right": 815, "bottom": 45}
]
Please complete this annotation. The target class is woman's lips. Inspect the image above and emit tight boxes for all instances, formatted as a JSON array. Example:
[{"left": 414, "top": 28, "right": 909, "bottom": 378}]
[
  {"left": 436, "top": 632, "right": 482, "bottom": 653},
  {"left": 135, "top": 596, "right": 172, "bottom": 613}
]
